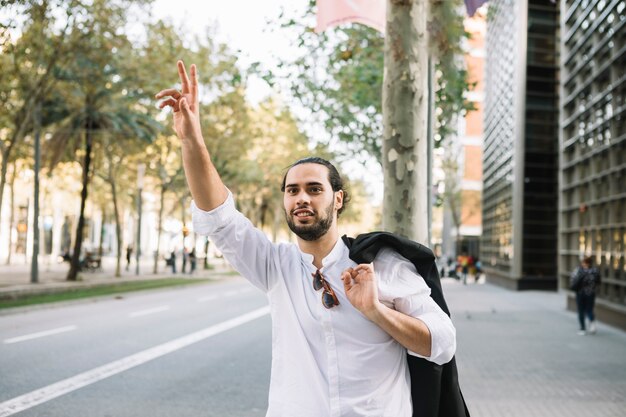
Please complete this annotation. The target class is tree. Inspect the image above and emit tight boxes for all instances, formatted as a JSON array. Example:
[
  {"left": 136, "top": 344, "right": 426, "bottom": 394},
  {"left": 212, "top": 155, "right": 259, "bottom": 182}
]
[
  {"left": 139, "top": 20, "right": 252, "bottom": 272},
  {"left": 268, "top": 4, "right": 384, "bottom": 163},
  {"left": 0, "top": 1, "right": 80, "bottom": 243},
  {"left": 244, "top": 98, "right": 316, "bottom": 240},
  {"left": 45, "top": 0, "right": 158, "bottom": 281},
  {"left": 269, "top": 0, "right": 472, "bottom": 242},
  {"left": 92, "top": 133, "right": 146, "bottom": 277},
  {"left": 147, "top": 135, "right": 185, "bottom": 273}
]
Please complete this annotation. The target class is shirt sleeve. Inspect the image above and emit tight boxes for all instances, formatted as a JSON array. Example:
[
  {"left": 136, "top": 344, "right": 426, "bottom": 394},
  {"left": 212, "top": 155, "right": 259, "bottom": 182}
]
[
  {"left": 374, "top": 248, "right": 457, "bottom": 365},
  {"left": 190, "top": 193, "right": 239, "bottom": 236},
  {"left": 191, "top": 191, "right": 279, "bottom": 292}
]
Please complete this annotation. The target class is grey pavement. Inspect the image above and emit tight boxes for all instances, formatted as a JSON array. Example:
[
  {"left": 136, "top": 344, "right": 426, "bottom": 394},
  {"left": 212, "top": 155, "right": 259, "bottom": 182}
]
[
  {"left": 444, "top": 277, "right": 626, "bottom": 417},
  {"left": 0, "top": 260, "right": 625, "bottom": 416}
]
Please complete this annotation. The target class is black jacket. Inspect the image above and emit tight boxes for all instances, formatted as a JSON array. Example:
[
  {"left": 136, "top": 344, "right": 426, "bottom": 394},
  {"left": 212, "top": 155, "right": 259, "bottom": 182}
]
[{"left": 342, "top": 232, "right": 470, "bottom": 417}]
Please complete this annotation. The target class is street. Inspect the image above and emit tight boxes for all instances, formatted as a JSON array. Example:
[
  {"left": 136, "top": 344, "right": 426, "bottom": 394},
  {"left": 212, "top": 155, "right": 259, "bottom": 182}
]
[
  {"left": 0, "top": 278, "right": 271, "bottom": 417},
  {"left": 1, "top": 276, "right": 626, "bottom": 417}
]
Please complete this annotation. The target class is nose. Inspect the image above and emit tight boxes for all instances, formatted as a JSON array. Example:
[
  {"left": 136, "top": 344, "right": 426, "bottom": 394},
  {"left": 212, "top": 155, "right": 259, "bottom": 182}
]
[{"left": 296, "top": 192, "right": 311, "bottom": 205}]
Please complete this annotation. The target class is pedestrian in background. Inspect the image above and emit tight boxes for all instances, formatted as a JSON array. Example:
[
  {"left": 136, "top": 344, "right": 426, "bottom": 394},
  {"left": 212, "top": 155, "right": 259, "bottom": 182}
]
[
  {"left": 125, "top": 245, "right": 133, "bottom": 271},
  {"left": 189, "top": 248, "right": 197, "bottom": 275},
  {"left": 457, "top": 252, "right": 470, "bottom": 285},
  {"left": 474, "top": 258, "right": 483, "bottom": 283},
  {"left": 167, "top": 250, "right": 177, "bottom": 274},
  {"left": 570, "top": 256, "right": 601, "bottom": 335}
]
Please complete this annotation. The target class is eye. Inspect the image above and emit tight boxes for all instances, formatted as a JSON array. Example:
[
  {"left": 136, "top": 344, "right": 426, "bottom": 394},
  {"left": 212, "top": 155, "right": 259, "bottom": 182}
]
[
  {"left": 309, "top": 187, "right": 322, "bottom": 194},
  {"left": 286, "top": 188, "right": 298, "bottom": 195}
]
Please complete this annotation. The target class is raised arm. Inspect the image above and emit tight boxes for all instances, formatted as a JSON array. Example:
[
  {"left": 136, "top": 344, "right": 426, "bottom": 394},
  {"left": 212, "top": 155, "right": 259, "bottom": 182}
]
[{"left": 155, "top": 60, "right": 228, "bottom": 211}]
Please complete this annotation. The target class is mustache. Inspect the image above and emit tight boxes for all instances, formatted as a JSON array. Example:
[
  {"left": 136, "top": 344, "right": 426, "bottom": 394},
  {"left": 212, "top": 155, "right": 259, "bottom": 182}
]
[{"left": 291, "top": 206, "right": 316, "bottom": 215}]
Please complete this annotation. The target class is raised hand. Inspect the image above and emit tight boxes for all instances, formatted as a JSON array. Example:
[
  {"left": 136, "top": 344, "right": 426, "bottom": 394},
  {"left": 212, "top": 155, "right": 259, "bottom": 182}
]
[
  {"left": 342, "top": 264, "right": 381, "bottom": 318},
  {"left": 155, "top": 60, "right": 202, "bottom": 143}
]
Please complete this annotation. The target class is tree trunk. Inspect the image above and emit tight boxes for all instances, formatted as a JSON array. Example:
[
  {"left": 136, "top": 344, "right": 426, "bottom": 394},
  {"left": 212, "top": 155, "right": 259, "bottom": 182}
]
[
  {"left": 5, "top": 162, "right": 17, "bottom": 265},
  {"left": 0, "top": 141, "right": 16, "bottom": 242},
  {"left": 98, "top": 206, "right": 105, "bottom": 257},
  {"left": 67, "top": 125, "right": 93, "bottom": 281},
  {"left": 153, "top": 185, "right": 165, "bottom": 274},
  {"left": 111, "top": 183, "right": 122, "bottom": 278},
  {"left": 382, "top": 0, "right": 429, "bottom": 243}
]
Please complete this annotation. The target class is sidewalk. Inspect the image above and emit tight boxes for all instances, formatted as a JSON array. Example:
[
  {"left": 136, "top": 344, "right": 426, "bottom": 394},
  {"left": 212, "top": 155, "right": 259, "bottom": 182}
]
[
  {"left": 444, "top": 278, "right": 626, "bottom": 417},
  {"left": 0, "top": 255, "right": 235, "bottom": 299}
]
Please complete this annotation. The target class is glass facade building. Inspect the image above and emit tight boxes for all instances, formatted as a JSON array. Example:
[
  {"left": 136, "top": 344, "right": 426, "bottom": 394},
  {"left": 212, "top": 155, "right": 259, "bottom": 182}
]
[
  {"left": 482, "top": 0, "right": 560, "bottom": 290},
  {"left": 559, "top": 0, "right": 626, "bottom": 329}
]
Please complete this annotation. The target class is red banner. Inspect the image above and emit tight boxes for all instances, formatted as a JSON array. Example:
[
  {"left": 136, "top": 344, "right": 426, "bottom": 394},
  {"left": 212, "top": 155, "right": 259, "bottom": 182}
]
[{"left": 316, "top": 0, "right": 385, "bottom": 33}]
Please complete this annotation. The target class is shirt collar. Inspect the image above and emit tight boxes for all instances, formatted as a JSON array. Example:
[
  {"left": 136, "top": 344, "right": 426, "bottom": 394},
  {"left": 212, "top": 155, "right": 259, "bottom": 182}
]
[{"left": 299, "top": 237, "right": 348, "bottom": 272}]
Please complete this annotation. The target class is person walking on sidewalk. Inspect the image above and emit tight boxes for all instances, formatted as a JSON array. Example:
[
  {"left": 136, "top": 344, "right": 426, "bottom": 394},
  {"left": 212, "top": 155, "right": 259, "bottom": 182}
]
[
  {"left": 156, "top": 61, "right": 456, "bottom": 417},
  {"left": 166, "top": 250, "right": 177, "bottom": 274},
  {"left": 125, "top": 245, "right": 133, "bottom": 271},
  {"left": 570, "top": 256, "right": 601, "bottom": 335},
  {"left": 188, "top": 248, "right": 197, "bottom": 275}
]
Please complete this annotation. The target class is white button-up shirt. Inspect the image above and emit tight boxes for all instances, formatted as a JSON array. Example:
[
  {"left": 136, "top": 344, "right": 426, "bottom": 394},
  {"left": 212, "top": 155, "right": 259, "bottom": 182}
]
[{"left": 192, "top": 193, "right": 456, "bottom": 417}]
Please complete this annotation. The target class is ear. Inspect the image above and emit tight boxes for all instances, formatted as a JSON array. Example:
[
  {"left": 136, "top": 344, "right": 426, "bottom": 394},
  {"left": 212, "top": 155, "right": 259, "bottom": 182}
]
[{"left": 335, "top": 190, "right": 344, "bottom": 211}]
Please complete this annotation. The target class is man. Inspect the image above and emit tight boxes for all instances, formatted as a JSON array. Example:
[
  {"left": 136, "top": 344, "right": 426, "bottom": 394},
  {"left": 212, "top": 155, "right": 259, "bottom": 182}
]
[
  {"left": 156, "top": 61, "right": 456, "bottom": 417},
  {"left": 570, "top": 256, "right": 601, "bottom": 335}
]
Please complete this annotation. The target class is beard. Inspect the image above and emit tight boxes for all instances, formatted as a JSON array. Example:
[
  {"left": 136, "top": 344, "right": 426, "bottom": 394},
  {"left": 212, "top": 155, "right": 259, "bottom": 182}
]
[{"left": 285, "top": 201, "right": 335, "bottom": 242}]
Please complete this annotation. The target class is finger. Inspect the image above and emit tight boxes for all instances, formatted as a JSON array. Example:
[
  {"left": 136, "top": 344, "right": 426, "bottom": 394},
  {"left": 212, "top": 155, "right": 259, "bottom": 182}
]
[
  {"left": 354, "top": 264, "right": 374, "bottom": 274},
  {"left": 155, "top": 89, "right": 182, "bottom": 99},
  {"left": 178, "top": 60, "right": 191, "bottom": 94},
  {"left": 190, "top": 64, "right": 199, "bottom": 105},
  {"left": 341, "top": 271, "right": 352, "bottom": 289},
  {"left": 158, "top": 98, "right": 178, "bottom": 109},
  {"left": 179, "top": 97, "right": 191, "bottom": 116}
]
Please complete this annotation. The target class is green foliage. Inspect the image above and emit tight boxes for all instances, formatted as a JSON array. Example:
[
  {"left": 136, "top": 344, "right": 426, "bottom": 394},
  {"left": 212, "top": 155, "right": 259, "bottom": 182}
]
[
  {"left": 268, "top": 0, "right": 475, "bottom": 165},
  {"left": 1, "top": 0, "right": 368, "bottom": 256},
  {"left": 430, "top": 1, "right": 477, "bottom": 144},
  {"left": 43, "top": 0, "right": 160, "bottom": 169}
]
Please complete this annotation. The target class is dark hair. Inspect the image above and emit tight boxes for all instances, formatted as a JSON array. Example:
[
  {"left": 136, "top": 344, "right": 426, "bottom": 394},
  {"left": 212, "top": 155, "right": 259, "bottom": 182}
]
[
  {"left": 280, "top": 157, "right": 351, "bottom": 216},
  {"left": 583, "top": 256, "right": 593, "bottom": 266}
]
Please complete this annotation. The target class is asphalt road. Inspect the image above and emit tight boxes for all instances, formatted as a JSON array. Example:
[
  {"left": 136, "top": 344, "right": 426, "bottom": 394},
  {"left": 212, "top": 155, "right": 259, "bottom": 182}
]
[{"left": 0, "top": 278, "right": 271, "bottom": 417}]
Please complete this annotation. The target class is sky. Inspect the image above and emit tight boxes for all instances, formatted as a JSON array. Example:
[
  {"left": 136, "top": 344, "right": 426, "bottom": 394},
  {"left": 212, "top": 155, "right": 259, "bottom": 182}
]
[
  {"left": 151, "top": 0, "right": 298, "bottom": 69},
  {"left": 151, "top": 0, "right": 384, "bottom": 203}
]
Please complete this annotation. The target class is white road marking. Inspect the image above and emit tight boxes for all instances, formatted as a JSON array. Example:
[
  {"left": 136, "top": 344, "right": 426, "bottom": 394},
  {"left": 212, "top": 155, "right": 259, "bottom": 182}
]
[
  {"left": 129, "top": 305, "right": 170, "bottom": 318},
  {"left": 3, "top": 326, "right": 77, "bottom": 345},
  {"left": 0, "top": 306, "right": 270, "bottom": 417}
]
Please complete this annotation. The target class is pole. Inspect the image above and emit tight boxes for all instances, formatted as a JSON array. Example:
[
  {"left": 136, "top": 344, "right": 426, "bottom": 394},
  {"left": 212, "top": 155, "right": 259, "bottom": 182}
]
[
  {"left": 427, "top": 57, "right": 434, "bottom": 248},
  {"left": 30, "top": 102, "right": 41, "bottom": 284},
  {"left": 135, "top": 163, "right": 145, "bottom": 276}
]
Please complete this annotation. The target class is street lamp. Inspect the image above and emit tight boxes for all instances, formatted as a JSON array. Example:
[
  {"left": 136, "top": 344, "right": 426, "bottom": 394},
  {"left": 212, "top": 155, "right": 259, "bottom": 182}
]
[{"left": 135, "top": 163, "right": 145, "bottom": 276}]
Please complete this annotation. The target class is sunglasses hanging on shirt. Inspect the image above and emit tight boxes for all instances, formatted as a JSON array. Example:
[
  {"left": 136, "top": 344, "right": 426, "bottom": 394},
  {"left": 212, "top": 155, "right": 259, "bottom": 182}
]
[{"left": 312, "top": 270, "right": 340, "bottom": 309}]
